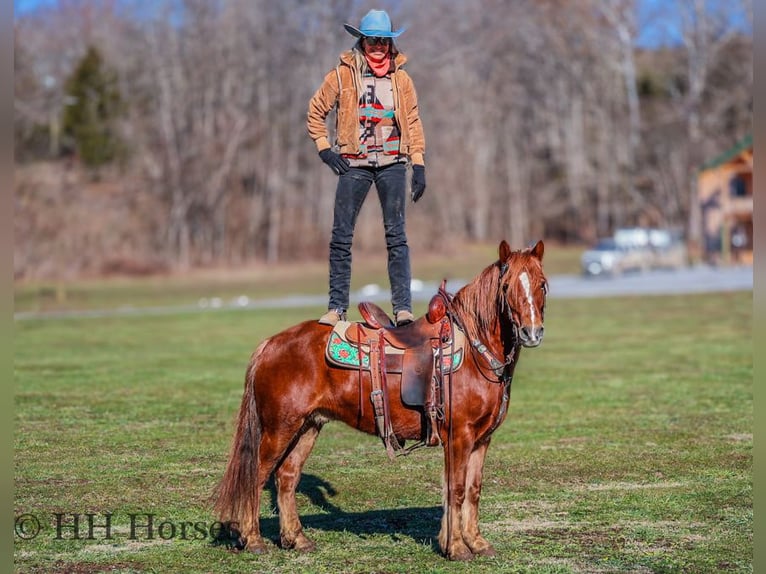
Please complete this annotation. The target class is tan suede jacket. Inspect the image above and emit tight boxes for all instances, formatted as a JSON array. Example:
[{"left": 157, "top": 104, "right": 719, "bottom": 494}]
[{"left": 307, "top": 51, "right": 425, "bottom": 166}]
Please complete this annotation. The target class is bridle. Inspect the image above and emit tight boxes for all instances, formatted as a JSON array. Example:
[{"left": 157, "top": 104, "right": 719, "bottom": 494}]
[
  {"left": 464, "top": 262, "right": 518, "bottom": 383},
  {"left": 467, "top": 260, "right": 547, "bottom": 383},
  {"left": 501, "top": 264, "right": 548, "bottom": 324}
]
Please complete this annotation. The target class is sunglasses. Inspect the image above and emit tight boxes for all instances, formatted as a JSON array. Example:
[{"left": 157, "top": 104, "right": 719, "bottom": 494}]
[{"left": 363, "top": 36, "right": 391, "bottom": 46}]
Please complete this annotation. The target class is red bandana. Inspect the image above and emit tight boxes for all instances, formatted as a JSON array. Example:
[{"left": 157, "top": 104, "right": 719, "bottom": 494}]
[{"left": 365, "top": 52, "right": 391, "bottom": 77}]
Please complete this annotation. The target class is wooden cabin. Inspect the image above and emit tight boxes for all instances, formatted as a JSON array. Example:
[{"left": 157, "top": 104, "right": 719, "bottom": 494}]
[{"left": 697, "top": 135, "right": 753, "bottom": 265}]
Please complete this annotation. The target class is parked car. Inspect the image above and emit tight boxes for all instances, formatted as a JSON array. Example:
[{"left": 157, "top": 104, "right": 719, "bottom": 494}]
[
  {"left": 647, "top": 228, "right": 687, "bottom": 270},
  {"left": 580, "top": 237, "right": 651, "bottom": 277},
  {"left": 581, "top": 228, "right": 687, "bottom": 277}
]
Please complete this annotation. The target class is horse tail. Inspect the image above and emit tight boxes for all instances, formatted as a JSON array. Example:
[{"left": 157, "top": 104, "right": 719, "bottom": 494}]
[{"left": 213, "top": 339, "right": 268, "bottom": 532}]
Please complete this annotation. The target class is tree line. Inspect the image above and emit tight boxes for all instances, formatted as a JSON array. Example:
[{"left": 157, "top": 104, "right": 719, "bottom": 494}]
[{"left": 13, "top": 0, "right": 752, "bottom": 278}]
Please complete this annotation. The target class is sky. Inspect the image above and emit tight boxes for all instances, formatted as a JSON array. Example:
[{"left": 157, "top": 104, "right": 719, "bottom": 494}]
[
  {"left": 636, "top": 0, "right": 752, "bottom": 47},
  {"left": 15, "top": 0, "right": 53, "bottom": 14}
]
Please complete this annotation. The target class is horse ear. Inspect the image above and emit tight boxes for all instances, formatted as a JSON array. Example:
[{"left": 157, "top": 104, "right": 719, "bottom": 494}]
[
  {"left": 498, "top": 240, "right": 512, "bottom": 262},
  {"left": 530, "top": 239, "right": 544, "bottom": 261}
]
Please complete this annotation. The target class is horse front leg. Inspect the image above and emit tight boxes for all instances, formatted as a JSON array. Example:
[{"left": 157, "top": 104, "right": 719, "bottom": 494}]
[
  {"left": 438, "top": 435, "right": 474, "bottom": 561},
  {"left": 461, "top": 440, "right": 497, "bottom": 557},
  {"left": 275, "top": 424, "right": 321, "bottom": 552}
]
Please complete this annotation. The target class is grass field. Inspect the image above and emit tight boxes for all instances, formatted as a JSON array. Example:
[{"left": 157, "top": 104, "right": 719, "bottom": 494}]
[{"left": 14, "top": 278, "right": 752, "bottom": 573}]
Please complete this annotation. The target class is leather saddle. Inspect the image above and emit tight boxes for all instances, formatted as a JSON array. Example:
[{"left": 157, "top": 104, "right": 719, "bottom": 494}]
[
  {"left": 327, "top": 296, "right": 464, "bottom": 404},
  {"left": 325, "top": 289, "right": 465, "bottom": 457}
]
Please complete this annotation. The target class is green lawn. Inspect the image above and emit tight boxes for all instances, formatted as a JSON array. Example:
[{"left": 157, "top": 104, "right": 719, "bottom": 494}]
[{"left": 14, "top": 290, "right": 752, "bottom": 573}]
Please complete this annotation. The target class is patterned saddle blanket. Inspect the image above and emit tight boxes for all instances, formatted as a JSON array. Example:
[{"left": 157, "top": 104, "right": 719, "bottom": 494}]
[{"left": 325, "top": 320, "right": 466, "bottom": 406}]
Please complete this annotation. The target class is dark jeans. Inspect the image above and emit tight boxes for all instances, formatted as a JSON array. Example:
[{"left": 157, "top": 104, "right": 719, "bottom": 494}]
[{"left": 328, "top": 163, "right": 411, "bottom": 314}]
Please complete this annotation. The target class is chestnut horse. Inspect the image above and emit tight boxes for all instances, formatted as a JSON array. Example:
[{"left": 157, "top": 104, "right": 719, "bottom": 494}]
[{"left": 214, "top": 240, "right": 547, "bottom": 560}]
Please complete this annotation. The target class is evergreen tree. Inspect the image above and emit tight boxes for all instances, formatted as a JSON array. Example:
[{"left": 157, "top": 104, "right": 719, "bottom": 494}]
[{"left": 62, "top": 46, "right": 123, "bottom": 168}]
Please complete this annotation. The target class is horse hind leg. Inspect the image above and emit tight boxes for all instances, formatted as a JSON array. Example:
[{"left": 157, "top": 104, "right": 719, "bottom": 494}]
[
  {"left": 214, "top": 352, "right": 271, "bottom": 554},
  {"left": 232, "top": 429, "right": 288, "bottom": 553},
  {"left": 274, "top": 417, "right": 325, "bottom": 552},
  {"left": 236, "top": 415, "right": 317, "bottom": 552},
  {"left": 215, "top": 344, "right": 314, "bottom": 555}
]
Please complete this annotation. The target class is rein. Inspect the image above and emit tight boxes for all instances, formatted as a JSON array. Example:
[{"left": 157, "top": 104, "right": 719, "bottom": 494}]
[
  {"left": 468, "top": 339, "right": 512, "bottom": 382},
  {"left": 461, "top": 267, "right": 520, "bottom": 444},
  {"left": 455, "top": 265, "right": 519, "bottom": 386}
]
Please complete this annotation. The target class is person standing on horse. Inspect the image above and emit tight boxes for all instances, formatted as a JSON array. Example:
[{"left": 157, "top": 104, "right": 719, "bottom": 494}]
[{"left": 307, "top": 9, "right": 426, "bottom": 327}]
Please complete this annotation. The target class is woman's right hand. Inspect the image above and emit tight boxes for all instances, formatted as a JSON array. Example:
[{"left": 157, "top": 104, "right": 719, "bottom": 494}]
[{"left": 319, "top": 149, "right": 350, "bottom": 175}]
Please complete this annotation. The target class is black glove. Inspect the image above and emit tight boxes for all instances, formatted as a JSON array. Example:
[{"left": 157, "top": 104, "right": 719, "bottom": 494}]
[
  {"left": 411, "top": 164, "right": 426, "bottom": 202},
  {"left": 319, "top": 149, "right": 350, "bottom": 175}
]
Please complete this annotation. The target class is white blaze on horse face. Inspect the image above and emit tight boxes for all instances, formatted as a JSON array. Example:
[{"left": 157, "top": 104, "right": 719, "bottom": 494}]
[{"left": 519, "top": 271, "right": 537, "bottom": 327}]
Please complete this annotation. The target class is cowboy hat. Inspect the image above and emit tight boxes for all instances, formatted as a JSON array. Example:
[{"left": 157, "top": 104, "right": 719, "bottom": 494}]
[{"left": 344, "top": 9, "right": 404, "bottom": 38}]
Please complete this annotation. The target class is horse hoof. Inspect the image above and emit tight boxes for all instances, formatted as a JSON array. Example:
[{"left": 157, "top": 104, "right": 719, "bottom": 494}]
[
  {"left": 447, "top": 546, "right": 475, "bottom": 561},
  {"left": 294, "top": 537, "right": 316, "bottom": 553},
  {"left": 473, "top": 545, "right": 497, "bottom": 557},
  {"left": 295, "top": 534, "right": 317, "bottom": 552},
  {"left": 281, "top": 534, "right": 316, "bottom": 552},
  {"left": 245, "top": 541, "right": 270, "bottom": 554}
]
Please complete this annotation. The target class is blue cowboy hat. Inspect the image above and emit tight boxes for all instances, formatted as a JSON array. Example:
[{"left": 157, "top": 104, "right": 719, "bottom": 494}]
[{"left": 344, "top": 9, "right": 404, "bottom": 38}]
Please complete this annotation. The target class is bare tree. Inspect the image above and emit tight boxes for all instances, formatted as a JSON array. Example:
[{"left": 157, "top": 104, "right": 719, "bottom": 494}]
[{"left": 13, "top": 0, "right": 752, "bottom": 278}]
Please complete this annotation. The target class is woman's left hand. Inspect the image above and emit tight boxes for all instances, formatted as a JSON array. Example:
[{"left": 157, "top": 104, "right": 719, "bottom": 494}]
[{"left": 411, "top": 165, "right": 426, "bottom": 202}]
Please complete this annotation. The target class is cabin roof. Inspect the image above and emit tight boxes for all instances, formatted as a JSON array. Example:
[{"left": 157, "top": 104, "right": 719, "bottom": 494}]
[{"left": 700, "top": 134, "right": 752, "bottom": 172}]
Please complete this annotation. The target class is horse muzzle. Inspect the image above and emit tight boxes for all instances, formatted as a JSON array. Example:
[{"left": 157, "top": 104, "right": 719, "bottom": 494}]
[{"left": 519, "top": 326, "right": 544, "bottom": 348}]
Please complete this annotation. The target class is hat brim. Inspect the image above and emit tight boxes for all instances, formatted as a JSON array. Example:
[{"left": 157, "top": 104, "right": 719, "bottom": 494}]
[{"left": 343, "top": 23, "right": 404, "bottom": 38}]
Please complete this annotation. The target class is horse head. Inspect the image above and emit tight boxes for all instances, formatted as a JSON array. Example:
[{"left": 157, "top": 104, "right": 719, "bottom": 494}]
[{"left": 497, "top": 239, "right": 547, "bottom": 348}]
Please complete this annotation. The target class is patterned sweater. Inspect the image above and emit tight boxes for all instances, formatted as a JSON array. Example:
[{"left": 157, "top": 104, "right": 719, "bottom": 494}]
[{"left": 344, "top": 73, "right": 404, "bottom": 168}]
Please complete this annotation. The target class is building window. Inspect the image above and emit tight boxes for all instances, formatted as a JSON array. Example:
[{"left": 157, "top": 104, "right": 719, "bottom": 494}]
[{"left": 729, "top": 175, "right": 748, "bottom": 198}]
